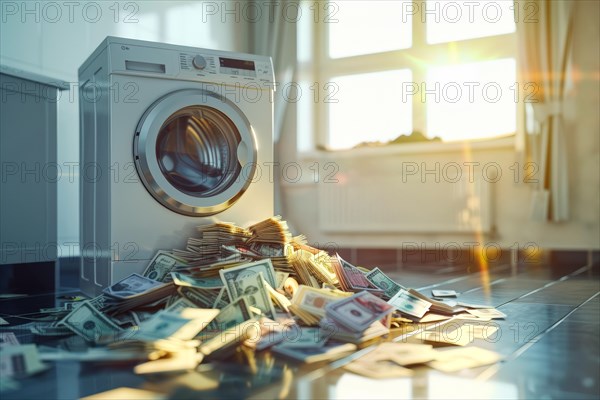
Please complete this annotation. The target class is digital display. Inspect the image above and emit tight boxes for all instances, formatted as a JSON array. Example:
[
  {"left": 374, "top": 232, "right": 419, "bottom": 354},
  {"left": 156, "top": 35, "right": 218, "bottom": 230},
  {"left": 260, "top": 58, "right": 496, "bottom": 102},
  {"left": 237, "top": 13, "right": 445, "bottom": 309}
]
[{"left": 219, "top": 57, "right": 255, "bottom": 71}]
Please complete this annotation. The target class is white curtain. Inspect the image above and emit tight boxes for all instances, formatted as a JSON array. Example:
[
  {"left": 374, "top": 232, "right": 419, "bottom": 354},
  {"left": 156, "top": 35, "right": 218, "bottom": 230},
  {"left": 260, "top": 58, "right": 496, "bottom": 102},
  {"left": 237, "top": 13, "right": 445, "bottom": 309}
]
[
  {"left": 517, "top": 0, "right": 576, "bottom": 222},
  {"left": 248, "top": 0, "right": 298, "bottom": 144},
  {"left": 248, "top": 1, "right": 299, "bottom": 215}
]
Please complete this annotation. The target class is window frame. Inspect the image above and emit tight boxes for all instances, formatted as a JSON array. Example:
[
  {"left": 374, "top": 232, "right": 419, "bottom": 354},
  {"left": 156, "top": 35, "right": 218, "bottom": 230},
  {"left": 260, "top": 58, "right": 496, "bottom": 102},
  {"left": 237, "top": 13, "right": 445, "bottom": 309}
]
[{"left": 297, "top": 1, "right": 522, "bottom": 152}]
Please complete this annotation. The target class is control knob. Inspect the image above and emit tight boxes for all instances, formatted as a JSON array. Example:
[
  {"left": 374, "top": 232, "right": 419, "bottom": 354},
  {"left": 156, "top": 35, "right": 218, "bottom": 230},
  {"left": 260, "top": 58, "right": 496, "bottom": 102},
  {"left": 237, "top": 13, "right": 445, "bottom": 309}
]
[{"left": 192, "top": 55, "right": 207, "bottom": 70}]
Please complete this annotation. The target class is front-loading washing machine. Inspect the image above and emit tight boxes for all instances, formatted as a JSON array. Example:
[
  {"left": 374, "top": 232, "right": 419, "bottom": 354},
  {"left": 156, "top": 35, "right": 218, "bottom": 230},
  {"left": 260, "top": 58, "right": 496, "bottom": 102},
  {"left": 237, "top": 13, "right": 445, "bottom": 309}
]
[{"left": 78, "top": 37, "right": 275, "bottom": 295}]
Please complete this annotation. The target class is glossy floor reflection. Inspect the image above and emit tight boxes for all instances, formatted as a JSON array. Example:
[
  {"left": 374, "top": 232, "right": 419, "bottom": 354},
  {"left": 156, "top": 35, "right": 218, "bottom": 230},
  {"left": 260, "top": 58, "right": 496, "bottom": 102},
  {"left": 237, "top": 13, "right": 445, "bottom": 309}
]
[{"left": 1, "top": 258, "right": 598, "bottom": 400}]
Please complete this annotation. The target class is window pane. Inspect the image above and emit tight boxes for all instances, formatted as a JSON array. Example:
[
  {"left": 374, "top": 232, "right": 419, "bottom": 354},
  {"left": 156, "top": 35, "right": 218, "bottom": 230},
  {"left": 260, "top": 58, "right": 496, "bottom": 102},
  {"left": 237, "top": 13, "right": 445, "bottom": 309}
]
[
  {"left": 328, "top": 70, "right": 412, "bottom": 150},
  {"left": 296, "top": 81, "right": 314, "bottom": 153},
  {"left": 426, "top": 58, "right": 516, "bottom": 141},
  {"left": 329, "top": 1, "right": 412, "bottom": 58},
  {"left": 426, "top": 0, "right": 515, "bottom": 44},
  {"left": 297, "top": 1, "right": 313, "bottom": 63}
]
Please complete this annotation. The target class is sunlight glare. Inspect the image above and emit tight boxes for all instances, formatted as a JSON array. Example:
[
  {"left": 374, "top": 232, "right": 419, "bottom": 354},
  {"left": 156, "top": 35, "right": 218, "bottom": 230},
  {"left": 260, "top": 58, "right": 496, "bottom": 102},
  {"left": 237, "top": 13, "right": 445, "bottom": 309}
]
[
  {"left": 328, "top": 70, "right": 413, "bottom": 149},
  {"left": 329, "top": 1, "right": 412, "bottom": 59},
  {"left": 426, "top": 58, "right": 517, "bottom": 141}
]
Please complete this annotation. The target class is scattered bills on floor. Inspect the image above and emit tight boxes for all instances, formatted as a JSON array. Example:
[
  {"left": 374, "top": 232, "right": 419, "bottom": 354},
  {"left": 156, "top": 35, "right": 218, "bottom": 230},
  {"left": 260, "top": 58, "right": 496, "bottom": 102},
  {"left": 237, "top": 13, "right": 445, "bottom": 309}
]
[{"left": 0, "top": 216, "right": 508, "bottom": 395}]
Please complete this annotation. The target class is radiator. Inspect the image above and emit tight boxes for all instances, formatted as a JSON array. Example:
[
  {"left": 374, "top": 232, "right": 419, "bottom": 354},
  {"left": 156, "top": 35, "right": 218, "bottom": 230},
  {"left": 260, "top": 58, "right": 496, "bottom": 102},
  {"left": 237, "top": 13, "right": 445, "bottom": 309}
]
[{"left": 317, "top": 174, "right": 491, "bottom": 233}]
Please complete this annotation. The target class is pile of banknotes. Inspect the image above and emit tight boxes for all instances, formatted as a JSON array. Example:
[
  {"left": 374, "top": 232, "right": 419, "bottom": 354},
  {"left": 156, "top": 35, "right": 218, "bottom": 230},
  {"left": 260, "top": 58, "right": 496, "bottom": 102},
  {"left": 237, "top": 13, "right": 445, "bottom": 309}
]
[{"left": 0, "top": 216, "right": 507, "bottom": 385}]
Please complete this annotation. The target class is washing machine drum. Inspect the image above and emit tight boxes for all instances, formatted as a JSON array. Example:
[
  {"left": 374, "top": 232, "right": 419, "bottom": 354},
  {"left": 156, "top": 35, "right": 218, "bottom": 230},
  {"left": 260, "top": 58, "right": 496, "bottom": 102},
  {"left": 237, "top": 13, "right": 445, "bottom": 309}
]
[{"left": 134, "top": 89, "right": 257, "bottom": 216}]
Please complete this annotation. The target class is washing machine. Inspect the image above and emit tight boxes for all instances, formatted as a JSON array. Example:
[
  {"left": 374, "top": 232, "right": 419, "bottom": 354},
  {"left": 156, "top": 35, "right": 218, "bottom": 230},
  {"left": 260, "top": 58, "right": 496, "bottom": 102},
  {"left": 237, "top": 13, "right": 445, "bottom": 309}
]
[{"left": 78, "top": 37, "right": 275, "bottom": 295}]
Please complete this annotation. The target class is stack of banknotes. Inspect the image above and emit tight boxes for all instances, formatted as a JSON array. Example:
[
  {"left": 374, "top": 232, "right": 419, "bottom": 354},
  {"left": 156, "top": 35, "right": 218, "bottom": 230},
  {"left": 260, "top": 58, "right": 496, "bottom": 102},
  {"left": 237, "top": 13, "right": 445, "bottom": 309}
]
[{"left": 0, "top": 216, "right": 507, "bottom": 383}]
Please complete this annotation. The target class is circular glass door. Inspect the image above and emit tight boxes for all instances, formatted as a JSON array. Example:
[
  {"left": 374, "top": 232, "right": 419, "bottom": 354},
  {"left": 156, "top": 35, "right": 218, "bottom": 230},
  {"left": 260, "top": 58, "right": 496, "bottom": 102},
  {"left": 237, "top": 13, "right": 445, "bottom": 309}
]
[{"left": 134, "top": 89, "right": 257, "bottom": 216}]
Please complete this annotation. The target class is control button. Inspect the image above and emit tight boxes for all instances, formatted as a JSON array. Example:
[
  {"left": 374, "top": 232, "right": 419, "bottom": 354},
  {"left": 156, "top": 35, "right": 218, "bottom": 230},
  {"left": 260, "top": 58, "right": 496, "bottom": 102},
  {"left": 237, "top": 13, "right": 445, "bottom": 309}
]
[{"left": 192, "top": 55, "right": 207, "bottom": 70}]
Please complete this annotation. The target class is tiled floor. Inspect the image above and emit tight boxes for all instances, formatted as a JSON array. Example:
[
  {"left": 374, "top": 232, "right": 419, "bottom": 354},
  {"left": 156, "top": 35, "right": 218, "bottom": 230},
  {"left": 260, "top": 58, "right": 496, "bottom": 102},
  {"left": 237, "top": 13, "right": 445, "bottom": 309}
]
[{"left": 1, "top": 258, "right": 598, "bottom": 399}]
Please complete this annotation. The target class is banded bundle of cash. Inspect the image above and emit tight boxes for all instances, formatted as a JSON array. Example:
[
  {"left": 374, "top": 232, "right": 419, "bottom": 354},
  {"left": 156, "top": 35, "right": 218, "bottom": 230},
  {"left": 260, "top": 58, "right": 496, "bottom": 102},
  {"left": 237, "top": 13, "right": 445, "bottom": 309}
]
[
  {"left": 244, "top": 216, "right": 297, "bottom": 274},
  {"left": 102, "top": 274, "right": 177, "bottom": 315},
  {"left": 173, "top": 222, "right": 251, "bottom": 263},
  {"left": 173, "top": 256, "right": 251, "bottom": 279},
  {"left": 321, "top": 291, "right": 394, "bottom": 344},
  {"left": 299, "top": 244, "right": 338, "bottom": 286},
  {"left": 332, "top": 254, "right": 384, "bottom": 297},
  {"left": 288, "top": 245, "right": 338, "bottom": 288},
  {"left": 173, "top": 219, "right": 306, "bottom": 287},
  {"left": 289, "top": 249, "right": 318, "bottom": 286},
  {"left": 247, "top": 215, "right": 292, "bottom": 244},
  {"left": 219, "top": 240, "right": 301, "bottom": 279},
  {"left": 288, "top": 285, "right": 351, "bottom": 326},
  {"left": 321, "top": 318, "right": 391, "bottom": 344},
  {"left": 221, "top": 243, "right": 263, "bottom": 259}
]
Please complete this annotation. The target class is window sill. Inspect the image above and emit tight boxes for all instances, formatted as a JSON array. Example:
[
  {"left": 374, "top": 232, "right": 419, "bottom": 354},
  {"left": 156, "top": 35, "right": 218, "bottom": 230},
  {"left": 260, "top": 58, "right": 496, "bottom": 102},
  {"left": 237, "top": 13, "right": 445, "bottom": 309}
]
[{"left": 298, "top": 134, "right": 516, "bottom": 160}]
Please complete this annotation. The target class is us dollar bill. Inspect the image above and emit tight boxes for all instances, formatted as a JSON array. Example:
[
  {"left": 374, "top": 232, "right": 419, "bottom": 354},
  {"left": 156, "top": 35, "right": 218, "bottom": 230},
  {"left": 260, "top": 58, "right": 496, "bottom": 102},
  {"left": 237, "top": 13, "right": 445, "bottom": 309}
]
[
  {"left": 365, "top": 267, "right": 405, "bottom": 299},
  {"left": 277, "top": 327, "right": 327, "bottom": 349},
  {"left": 218, "top": 259, "right": 277, "bottom": 289},
  {"left": 208, "top": 296, "right": 254, "bottom": 332},
  {"left": 275, "top": 271, "right": 290, "bottom": 289},
  {"left": 171, "top": 272, "right": 224, "bottom": 289},
  {"left": 88, "top": 294, "right": 108, "bottom": 311},
  {"left": 136, "top": 308, "right": 218, "bottom": 342},
  {"left": 294, "top": 285, "right": 350, "bottom": 317},
  {"left": 60, "top": 301, "right": 122, "bottom": 343},
  {"left": 388, "top": 289, "right": 432, "bottom": 319},
  {"left": 29, "top": 324, "right": 73, "bottom": 337},
  {"left": 0, "top": 332, "right": 20, "bottom": 348},
  {"left": 427, "top": 346, "right": 501, "bottom": 372},
  {"left": 165, "top": 298, "right": 197, "bottom": 313},
  {"left": 0, "top": 343, "right": 48, "bottom": 378},
  {"left": 212, "top": 287, "right": 230, "bottom": 309},
  {"left": 177, "top": 287, "right": 219, "bottom": 309},
  {"left": 325, "top": 291, "right": 394, "bottom": 333},
  {"left": 143, "top": 251, "right": 185, "bottom": 282},
  {"left": 104, "top": 274, "right": 163, "bottom": 299},
  {"left": 223, "top": 272, "right": 276, "bottom": 319}
]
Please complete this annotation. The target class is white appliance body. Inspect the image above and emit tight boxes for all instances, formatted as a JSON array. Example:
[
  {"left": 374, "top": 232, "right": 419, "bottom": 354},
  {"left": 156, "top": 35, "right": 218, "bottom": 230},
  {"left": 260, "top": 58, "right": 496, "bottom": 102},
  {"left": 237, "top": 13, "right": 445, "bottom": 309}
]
[{"left": 79, "top": 37, "right": 274, "bottom": 295}]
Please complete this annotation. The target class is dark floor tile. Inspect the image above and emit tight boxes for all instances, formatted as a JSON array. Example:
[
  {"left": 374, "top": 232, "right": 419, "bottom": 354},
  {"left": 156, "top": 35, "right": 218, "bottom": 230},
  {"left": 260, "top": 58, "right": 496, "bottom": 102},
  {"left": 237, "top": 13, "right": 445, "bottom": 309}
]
[
  {"left": 514, "top": 279, "right": 600, "bottom": 306},
  {"left": 491, "top": 297, "right": 600, "bottom": 399}
]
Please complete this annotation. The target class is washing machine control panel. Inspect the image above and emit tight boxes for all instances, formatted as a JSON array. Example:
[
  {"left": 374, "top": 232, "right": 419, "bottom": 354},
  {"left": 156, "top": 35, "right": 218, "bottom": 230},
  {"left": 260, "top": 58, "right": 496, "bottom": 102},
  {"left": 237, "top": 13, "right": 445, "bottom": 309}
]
[
  {"left": 178, "top": 52, "right": 273, "bottom": 86},
  {"left": 102, "top": 40, "right": 275, "bottom": 89}
]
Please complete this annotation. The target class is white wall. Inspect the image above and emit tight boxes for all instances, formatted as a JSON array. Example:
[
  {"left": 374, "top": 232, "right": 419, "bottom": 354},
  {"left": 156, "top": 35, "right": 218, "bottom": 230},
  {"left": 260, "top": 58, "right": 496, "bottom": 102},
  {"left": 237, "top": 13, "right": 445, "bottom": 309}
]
[
  {"left": 279, "top": 1, "right": 600, "bottom": 251},
  {"left": 0, "top": 1, "right": 250, "bottom": 249}
]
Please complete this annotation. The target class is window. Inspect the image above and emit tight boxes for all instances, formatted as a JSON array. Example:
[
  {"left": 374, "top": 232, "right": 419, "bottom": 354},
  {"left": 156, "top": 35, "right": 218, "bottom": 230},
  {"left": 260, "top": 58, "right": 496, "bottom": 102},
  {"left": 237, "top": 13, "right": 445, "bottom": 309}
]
[{"left": 297, "top": 1, "right": 518, "bottom": 151}]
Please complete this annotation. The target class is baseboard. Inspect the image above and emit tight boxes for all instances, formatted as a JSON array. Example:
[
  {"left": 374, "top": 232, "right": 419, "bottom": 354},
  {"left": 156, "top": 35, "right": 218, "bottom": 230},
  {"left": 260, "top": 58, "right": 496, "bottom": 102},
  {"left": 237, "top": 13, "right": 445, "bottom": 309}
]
[{"left": 328, "top": 248, "right": 599, "bottom": 271}]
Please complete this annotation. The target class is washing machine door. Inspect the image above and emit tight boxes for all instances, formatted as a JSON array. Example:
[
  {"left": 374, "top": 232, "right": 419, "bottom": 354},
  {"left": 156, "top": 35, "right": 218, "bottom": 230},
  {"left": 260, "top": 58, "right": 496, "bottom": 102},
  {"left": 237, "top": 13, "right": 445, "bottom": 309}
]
[{"left": 134, "top": 89, "right": 257, "bottom": 216}]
